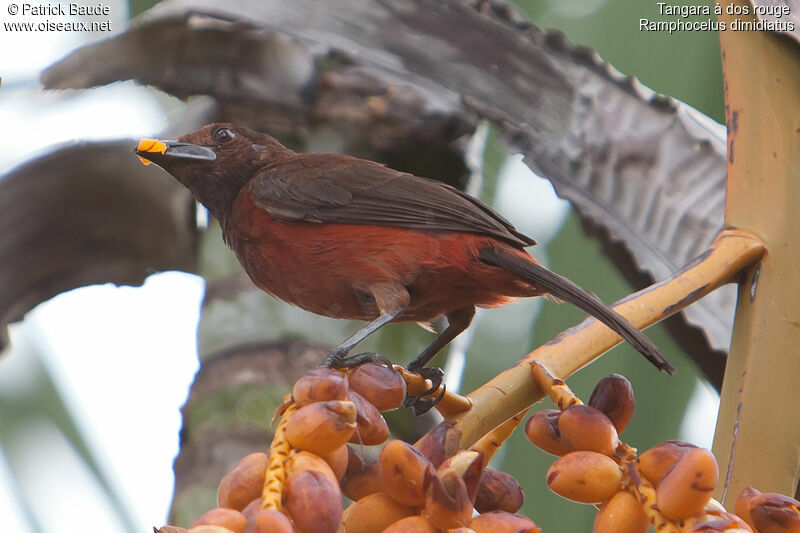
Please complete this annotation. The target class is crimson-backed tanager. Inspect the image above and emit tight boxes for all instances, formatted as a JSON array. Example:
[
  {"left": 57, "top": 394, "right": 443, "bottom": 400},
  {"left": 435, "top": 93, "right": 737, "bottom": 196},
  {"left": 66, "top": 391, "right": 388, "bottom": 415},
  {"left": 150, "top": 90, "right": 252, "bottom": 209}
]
[{"left": 136, "top": 123, "right": 674, "bottom": 405}]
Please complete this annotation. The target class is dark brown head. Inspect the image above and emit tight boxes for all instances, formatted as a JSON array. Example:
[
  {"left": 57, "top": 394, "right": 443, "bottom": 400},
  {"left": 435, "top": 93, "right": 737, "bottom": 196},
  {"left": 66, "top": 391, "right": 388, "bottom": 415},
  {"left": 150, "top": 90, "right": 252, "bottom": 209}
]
[{"left": 135, "top": 123, "right": 294, "bottom": 221}]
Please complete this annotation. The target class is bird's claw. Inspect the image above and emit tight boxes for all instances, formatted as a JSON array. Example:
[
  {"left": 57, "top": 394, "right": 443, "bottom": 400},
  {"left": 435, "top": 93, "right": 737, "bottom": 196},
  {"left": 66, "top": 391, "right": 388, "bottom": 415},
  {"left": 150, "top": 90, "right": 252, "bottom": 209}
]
[
  {"left": 410, "top": 384, "right": 447, "bottom": 416},
  {"left": 409, "top": 366, "right": 444, "bottom": 395},
  {"left": 320, "top": 348, "right": 347, "bottom": 368},
  {"left": 321, "top": 351, "right": 392, "bottom": 370},
  {"left": 403, "top": 366, "right": 445, "bottom": 414}
]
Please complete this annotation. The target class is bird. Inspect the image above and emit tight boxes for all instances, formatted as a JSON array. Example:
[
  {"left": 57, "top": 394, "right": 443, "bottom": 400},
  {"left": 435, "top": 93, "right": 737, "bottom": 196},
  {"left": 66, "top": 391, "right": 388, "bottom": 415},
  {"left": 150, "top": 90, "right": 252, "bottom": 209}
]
[{"left": 135, "top": 123, "right": 674, "bottom": 408}]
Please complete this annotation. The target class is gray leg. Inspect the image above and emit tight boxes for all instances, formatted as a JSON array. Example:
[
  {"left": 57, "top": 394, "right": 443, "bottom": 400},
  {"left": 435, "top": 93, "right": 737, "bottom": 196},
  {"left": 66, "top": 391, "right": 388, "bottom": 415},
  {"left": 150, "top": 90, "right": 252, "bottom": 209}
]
[
  {"left": 404, "top": 306, "right": 477, "bottom": 414},
  {"left": 320, "top": 309, "right": 404, "bottom": 368},
  {"left": 407, "top": 306, "right": 476, "bottom": 371}
]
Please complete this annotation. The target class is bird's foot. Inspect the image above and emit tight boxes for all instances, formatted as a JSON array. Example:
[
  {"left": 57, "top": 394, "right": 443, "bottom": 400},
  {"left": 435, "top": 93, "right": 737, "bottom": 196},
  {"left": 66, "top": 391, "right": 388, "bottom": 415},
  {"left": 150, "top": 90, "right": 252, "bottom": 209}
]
[
  {"left": 407, "top": 365, "right": 444, "bottom": 394},
  {"left": 319, "top": 347, "right": 349, "bottom": 368},
  {"left": 321, "top": 350, "right": 392, "bottom": 370},
  {"left": 409, "top": 385, "right": 447, "bottom": 416},
  {"left": 403, "top": 366, "right": 445, "bottom": 415}
]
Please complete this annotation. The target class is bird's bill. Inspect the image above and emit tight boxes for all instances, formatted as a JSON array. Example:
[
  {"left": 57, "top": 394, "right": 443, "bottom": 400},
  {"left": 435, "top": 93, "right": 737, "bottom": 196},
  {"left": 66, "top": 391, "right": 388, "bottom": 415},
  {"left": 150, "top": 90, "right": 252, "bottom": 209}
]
[{"left": 135, "top": 138, "right": 217, "bottom": 166}]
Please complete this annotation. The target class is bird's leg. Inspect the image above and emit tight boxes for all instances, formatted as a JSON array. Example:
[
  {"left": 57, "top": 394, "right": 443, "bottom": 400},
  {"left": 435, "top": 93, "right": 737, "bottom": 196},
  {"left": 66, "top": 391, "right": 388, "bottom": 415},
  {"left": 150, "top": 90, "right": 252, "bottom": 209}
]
[
  {"left": 407, "top": 306, "right": 476, "bottom": 372},
  {"left": 405, "top": 306, "right": 475, "bottom": 413},
  {"left": 320, "top": 308, "right": 404, "bottom": 369}
]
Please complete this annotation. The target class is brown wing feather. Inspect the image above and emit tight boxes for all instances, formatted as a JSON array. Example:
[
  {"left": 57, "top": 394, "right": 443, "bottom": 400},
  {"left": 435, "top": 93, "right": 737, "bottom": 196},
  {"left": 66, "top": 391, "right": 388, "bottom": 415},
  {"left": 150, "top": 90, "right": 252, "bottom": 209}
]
[{"left": 248, "top": 153, "right": 535, "bottom": 248}]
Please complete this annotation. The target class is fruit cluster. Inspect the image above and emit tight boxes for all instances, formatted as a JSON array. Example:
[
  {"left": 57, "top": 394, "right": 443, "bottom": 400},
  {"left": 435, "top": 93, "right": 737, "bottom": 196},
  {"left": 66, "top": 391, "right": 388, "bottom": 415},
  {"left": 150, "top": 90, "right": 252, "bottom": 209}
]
[
  {"left": 154, "top": 361, "right": 800, "bottom": 533},
  {"left": 341, "top": 439, "right": 536, "bottom": 532},
  {"left": 155, "top": 363, "right": 537, "bottom": 533},
  {"left": 525, "top": 365, "right": 800, "bottom": 533}
]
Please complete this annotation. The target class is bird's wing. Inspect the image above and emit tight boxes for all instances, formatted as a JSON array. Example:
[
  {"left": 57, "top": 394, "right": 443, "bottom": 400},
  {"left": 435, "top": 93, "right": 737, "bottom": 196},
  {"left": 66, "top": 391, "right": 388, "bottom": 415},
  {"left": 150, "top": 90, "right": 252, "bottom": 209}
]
[{"left": 248, "top": 153, "right": 535, "bottom": 248}]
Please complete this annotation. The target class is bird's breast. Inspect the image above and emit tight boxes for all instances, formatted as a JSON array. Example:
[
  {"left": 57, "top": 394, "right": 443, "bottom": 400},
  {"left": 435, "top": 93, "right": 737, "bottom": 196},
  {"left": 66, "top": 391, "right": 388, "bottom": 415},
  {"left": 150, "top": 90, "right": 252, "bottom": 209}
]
[{"left": 223, "top": 189, "right": 542, "bottom": 322}]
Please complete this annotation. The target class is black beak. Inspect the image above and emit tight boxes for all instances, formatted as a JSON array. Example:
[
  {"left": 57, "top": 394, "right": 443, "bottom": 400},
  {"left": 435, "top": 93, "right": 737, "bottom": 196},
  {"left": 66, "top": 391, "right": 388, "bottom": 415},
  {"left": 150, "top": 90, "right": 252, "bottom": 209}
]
[{"left": 135, "top": 139, "right": 217, "bottom": 166}]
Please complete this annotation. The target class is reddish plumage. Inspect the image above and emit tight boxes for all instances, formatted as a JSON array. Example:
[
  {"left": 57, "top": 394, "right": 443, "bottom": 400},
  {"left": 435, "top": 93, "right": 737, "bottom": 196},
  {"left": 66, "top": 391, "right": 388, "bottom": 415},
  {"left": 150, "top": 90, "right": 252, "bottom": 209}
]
[
  {"left": 227, "top": 190, "right": 541, "bottom": 322},
  {"left": 135, "top": 122, "right": 674, "bottom": 381}
]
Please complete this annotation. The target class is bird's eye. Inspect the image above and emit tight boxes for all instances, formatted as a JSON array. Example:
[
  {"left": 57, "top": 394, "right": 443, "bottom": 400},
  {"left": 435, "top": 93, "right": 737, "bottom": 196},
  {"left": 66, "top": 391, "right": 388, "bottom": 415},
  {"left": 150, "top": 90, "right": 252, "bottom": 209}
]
[{"left": 213, "top": 127, "right": 236, "bottom": 144}]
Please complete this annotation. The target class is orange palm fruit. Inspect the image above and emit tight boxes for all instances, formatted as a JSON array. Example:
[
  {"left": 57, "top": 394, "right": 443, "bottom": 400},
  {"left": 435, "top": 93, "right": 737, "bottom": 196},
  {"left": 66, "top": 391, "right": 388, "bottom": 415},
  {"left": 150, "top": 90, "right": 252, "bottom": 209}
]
[
  {"left": 283, "top": 451, "right": 342, "bottom": 533},
  {"left": 379, "top": 440, "right": 433, "bottom": 507},
  {"left": 546, "top": 451, "right": 623, "bottom": 504},
  {"left": 348, "top": 390, "right": 390, "bottom": 446},
  {"left": 293, "top": 368, "right": 349, "bottom": 407},
  {"left": 316, "top": 444, "right": 348, "bottom": 481},
  {"left": 217, "top": 452, "right": 269, "bottom": 511},
  {"left": 593, "top": 490, "right": 649, "bottom": 533},
  {"left": 191, "top": 508, "right": 247, "bottom": 533},
  {"left": 347, "top": 363, "right": 406, "bottom": 412},
  {"left": 343, "top": 492, "right": 417, "bottom": 533},
  {"left": 244, "top": 509, "right": 294, "bottom": 533},
  {"left": 637, "top": 440, "right": 698, "bottom": 486},
  {"left": 525, "top": 410, "right": 572, "bottom": 456},
  {"left": 422, "top": 468, "right": 473, "bottom": 530},
  {"left": 655, "top": 448, "right": 718, "bottom": 520},
  {"left": 588, "top": 374, "right": 636, "bottom": 434},
  {"left": 557, "top": 405, "right": 619, "bottom": 456},
  {"left": 735, "top": 486, "right": 762, "bottom": 528},
  {"left": 342, "top": 449, "right": 384, "bottom": 502},
  {"left": 749, "top": 492, "right": 800, "bottom": 533},
  {"left": 474, "top": 469, "right": 524, "bottom": 514},
  {"left": 285, "top": 400, "right": 357, "bottom": 455}
]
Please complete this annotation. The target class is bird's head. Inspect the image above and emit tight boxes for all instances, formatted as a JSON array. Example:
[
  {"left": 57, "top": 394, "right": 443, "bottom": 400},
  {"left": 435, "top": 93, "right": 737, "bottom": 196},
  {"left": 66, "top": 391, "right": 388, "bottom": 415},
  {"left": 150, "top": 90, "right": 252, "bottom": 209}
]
[{"left": 135, "top": 123, "right": 293, "bottom": 220}]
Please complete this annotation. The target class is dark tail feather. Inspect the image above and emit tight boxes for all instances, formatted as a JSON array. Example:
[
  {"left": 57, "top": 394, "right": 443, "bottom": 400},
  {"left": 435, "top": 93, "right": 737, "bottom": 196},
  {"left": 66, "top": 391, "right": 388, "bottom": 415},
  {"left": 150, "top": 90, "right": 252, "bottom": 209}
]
[{"left": 479, "top": 247, "right": 675, "bottom": 375}]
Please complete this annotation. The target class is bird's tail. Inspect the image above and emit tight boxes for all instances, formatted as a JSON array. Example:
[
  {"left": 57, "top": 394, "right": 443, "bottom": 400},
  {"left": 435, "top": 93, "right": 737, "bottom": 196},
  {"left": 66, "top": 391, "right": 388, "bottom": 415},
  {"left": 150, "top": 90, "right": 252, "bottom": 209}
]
[{"left": 478, "top": 247, "right": 675, "bottom": 374}]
